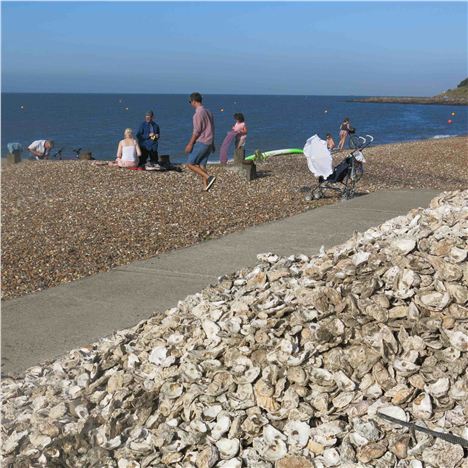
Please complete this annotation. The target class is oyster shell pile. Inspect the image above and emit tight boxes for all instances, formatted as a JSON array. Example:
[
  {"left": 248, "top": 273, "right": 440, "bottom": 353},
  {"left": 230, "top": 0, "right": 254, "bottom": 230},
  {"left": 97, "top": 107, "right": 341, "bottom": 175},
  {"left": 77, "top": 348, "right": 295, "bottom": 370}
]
[{"left": 2, "top": 190, "right": 467, "bottom": 467}]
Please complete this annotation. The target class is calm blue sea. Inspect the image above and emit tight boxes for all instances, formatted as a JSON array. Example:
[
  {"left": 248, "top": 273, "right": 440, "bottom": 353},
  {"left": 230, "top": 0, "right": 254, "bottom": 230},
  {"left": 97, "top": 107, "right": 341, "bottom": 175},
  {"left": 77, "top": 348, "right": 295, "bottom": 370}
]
[{"left": 2, "top": 93, "right": 467, "bottom": 162}]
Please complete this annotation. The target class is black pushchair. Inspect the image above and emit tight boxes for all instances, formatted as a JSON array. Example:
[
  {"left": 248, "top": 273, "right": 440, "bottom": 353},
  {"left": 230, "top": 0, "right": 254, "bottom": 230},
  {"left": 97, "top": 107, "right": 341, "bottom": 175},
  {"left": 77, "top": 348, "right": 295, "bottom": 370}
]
[{"left": 304, "top": 134, "right": 373, "bottom": 201}]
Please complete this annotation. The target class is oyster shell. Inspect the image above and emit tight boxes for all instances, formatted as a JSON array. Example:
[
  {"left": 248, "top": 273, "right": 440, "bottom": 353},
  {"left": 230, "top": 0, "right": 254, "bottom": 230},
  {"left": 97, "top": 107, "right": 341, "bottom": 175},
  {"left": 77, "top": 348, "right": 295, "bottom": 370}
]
[{"left": 2, "top": 190, "right": 467, "bottom": 467}]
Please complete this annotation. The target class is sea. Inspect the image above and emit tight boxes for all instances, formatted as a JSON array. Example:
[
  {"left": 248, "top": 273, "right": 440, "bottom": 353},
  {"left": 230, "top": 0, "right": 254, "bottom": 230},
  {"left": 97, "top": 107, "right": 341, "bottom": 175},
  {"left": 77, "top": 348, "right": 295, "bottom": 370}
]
[{"left": 2, "top": 93, "right": 467, "bottom": 163}]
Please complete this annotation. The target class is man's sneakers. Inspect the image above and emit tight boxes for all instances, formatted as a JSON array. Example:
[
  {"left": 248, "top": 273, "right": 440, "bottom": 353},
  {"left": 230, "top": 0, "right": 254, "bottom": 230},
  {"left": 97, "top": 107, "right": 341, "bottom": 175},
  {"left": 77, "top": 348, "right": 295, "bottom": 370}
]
[{"left": 205, "top": 176, "right": 216, "bottom": 191}]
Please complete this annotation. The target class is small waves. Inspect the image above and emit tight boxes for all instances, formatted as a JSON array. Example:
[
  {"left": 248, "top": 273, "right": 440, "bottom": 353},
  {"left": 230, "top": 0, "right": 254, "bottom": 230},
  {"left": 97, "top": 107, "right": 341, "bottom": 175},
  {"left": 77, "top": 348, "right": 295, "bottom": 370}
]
[{"left": 432, "top": 134, "right": 457, "bottom": 139}]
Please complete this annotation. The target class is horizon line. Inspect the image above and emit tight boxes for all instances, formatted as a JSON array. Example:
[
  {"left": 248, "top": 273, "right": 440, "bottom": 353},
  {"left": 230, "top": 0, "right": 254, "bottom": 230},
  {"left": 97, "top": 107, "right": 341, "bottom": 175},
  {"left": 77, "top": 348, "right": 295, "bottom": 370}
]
[{"left": 1, "top": 91, "right": 430, "bottom": 97}]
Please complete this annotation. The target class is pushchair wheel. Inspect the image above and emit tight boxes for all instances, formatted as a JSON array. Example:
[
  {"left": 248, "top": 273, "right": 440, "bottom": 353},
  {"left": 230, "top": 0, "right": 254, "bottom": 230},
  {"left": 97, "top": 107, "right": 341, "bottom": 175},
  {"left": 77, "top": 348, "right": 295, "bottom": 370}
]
[
  {"left": 341, "top": 187, "right": 356, "bottom": 200},
  {"left": 310, "top": 187, "right": 323, "bottom": 200}
]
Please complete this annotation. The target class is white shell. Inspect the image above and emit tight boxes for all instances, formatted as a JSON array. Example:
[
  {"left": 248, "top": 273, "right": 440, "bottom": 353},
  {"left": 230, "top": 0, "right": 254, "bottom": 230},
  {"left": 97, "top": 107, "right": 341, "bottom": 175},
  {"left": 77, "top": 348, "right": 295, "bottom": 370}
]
[
  {"left": 212, "top": 414, "right": 231, "bottom": 440},
  {"left": 216, "top": 438, "right": 240, "bottom": 459},
  {"left": 425, "top": 377, "right": 450, "bottom": 398},
  {"left": 284, "top": 420, "right": 310, "bottom": 448},
  {"left": 160, "top": 381, "right": 183, "bottom": 399},
  {"left": 443, "top": 329, "right": 468, "bottom": 352},
  {"left": 216, "top": 459, "right": 242, "bottom": 468},
  {"left": 412, "top": 392, "right": 432, "bottom": 420},
  {"left": 391, "top": 238, "right": 416, "bottom": 255},
  {"left": 378, "top": 405, "right": 408, "bottom": 423},
  {"left": 203, "top": 405, "right": 223, "bottom": 420},
  {"left": 202, "top": 320, "right": 221, "bottom": 343},
  {"left": 118, "top": 460, "right": 141, "bottom": 468},
  {"left": 148, "top": 346, "right": 175, "bottom": 367}
]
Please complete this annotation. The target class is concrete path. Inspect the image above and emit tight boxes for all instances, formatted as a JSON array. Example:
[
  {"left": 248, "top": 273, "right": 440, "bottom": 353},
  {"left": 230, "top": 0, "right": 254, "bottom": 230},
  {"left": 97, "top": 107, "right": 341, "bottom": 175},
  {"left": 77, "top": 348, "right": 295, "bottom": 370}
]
[{"left": 2, "top": 190, "right": 438, "bottom": 374}]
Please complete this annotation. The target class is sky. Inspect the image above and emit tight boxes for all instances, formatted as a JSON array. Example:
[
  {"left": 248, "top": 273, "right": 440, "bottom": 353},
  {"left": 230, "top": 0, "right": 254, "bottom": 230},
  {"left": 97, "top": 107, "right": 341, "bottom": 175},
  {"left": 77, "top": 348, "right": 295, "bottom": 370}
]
[{"left": 1, "top": 1, "right": 467, "bottom": 95}]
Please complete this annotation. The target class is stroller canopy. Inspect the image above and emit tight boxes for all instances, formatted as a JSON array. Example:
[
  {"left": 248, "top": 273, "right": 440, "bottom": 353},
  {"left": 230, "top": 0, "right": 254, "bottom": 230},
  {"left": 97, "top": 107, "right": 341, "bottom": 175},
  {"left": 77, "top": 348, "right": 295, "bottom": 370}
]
[{"left": 303, "top": 135, "right": 333, "bottom": 179}]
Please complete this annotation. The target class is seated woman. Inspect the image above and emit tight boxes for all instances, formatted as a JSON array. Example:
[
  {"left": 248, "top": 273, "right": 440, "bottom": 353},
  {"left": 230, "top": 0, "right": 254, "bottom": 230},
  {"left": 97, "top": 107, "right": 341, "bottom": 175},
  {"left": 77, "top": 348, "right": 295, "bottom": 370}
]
[{"left": 109, "top": 128, "right": 141, "bottom": 168}]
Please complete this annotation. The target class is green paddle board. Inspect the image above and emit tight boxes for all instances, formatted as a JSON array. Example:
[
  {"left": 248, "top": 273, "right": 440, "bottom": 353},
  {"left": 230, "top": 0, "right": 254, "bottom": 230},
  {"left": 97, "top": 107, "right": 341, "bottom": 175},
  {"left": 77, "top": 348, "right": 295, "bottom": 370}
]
[{"left": 245, "top": 148, "right": 304, "bottom": 162}]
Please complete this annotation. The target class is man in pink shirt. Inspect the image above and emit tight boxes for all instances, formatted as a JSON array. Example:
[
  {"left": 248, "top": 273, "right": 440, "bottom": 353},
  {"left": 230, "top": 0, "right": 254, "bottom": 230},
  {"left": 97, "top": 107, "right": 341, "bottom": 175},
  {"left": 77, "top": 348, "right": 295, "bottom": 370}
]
[{"left": 185, "top": 92, "right": 216, "bottom": 191}]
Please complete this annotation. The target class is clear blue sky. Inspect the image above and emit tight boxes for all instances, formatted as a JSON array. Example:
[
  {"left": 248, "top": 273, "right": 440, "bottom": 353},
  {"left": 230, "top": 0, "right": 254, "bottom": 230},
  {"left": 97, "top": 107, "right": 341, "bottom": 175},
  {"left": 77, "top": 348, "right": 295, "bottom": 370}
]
[{"left": 2, "top": 1, "right": 467, "bottom": 95}]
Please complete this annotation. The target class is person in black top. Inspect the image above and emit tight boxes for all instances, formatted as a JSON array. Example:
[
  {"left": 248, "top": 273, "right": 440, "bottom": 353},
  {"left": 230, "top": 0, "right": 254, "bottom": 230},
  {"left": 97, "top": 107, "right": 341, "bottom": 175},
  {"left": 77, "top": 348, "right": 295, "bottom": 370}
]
[{"left": 136, "top": 110, "right": 161, "bottom": 170}]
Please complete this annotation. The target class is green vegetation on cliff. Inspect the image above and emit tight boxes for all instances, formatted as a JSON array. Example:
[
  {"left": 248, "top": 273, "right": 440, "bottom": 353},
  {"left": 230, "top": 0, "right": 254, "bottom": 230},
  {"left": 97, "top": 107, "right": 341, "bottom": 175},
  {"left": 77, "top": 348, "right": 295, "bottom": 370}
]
[
  {"left": 351, "top": 78, "right": 468, "bottom": 105},
  {"left": 438, "top": 77, "right": 468, "bottom": 98}
]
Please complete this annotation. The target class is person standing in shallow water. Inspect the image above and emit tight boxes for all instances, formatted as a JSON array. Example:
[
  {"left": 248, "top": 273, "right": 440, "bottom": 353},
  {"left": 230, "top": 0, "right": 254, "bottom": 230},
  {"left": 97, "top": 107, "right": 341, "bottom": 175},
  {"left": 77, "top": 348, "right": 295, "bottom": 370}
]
[
  {"left": 185, "top": 92, "right": 217, "bottom": 191},
  {"left": 136, "top": 110, "right": 161, "bottom": 169}
]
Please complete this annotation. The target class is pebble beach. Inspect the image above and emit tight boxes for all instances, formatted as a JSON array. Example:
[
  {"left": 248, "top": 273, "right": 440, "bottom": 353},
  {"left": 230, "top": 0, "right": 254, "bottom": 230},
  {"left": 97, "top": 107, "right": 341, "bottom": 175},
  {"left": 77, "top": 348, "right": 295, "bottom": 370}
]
[{"left": 2, "top": 136, "right": 468, "bottom": 300}]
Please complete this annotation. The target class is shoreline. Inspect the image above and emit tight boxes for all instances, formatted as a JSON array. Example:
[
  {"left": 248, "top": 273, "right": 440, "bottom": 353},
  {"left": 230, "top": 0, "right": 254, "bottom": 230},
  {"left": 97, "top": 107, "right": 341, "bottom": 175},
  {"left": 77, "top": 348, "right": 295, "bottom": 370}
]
[
  {"left": 2, "top": 136, "right": 468, "bottom": 300},
  {"left": 3, "top": 133, "right": 468, "bottom": 164}
]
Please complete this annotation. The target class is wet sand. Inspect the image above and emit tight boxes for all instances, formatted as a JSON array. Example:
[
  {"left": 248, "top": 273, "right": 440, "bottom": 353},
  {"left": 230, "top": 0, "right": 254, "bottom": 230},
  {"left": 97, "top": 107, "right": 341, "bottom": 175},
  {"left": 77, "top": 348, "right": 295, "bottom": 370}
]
[{"left": 2, "top": 136, "right": 467, "bottom": 300}]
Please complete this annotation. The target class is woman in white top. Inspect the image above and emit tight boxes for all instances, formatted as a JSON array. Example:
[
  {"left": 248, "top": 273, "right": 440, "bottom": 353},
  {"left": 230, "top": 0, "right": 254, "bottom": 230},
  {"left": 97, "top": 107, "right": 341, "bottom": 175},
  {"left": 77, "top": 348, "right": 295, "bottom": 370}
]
[{"left": 109, "top": 128, "right": 141, "bottom": 168}]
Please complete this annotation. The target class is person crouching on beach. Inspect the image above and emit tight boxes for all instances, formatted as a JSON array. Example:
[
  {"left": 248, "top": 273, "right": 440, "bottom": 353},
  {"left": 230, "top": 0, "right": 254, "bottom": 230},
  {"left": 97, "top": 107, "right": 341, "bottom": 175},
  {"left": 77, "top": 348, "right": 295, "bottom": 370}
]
[
  {"left": 185, "top": 92, "right": 216, "bottom": 191},
  {"left": 136, "top": 110, "right": 161, "bottom": 170},
  {"left": 233, "top": 113, "right": 248, "bottom": 149},
  {"left": 338, "top": 117, "right": 351, "bottom": 150},
  {"left": 326, "top": 133, "right": 336, "bottom": 151},
  {"left": 27, "top": 139, "right": 54, "bottom": 160},
  {"left": 109, "top": 128, "right": 141, "bottom": 168}
]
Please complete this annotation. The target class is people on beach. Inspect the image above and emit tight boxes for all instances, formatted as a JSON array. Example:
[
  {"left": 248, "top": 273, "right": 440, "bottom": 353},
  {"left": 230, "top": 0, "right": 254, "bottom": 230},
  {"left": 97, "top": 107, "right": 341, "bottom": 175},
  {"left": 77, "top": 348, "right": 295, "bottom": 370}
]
[
  {"left": 108, "top": 128, "right": 141, "bottom": 168},
  {"left": 233, "top": 113, "right": 248, "bottom": 149},
  {"left": 326, "top": 133, "right": 336, "bottom": 151},
  {"left": 338, "top": 117, "right": 351, "bottom": 150},
  {"left": 219, "top": 113, "right": 248, "bottom": 165},
  {"left": 185, "top": 92, "right": 216, "bottom": 191},
  {"left": 27, "top": 139, "right": 54, "bottom": 160},
  {"left": 136, "top": 111, "right": 162, "bottom": 170}
]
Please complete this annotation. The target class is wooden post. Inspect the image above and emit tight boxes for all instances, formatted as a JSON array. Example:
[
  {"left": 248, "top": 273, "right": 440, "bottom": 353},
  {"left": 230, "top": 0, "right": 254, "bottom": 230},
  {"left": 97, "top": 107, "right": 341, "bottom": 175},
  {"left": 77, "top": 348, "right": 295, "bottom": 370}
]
[
  {"left": 242, "top": 159, "right": 257, "bottom": 181},
  {"left": 233, "top": 147, "right": 245, "bottom": 165},
  {"left": 6, "top": 151, "right": 22, "bottom": 165},
  {"left": 229, "top": 146, "right": 256, "bottom": 181}
]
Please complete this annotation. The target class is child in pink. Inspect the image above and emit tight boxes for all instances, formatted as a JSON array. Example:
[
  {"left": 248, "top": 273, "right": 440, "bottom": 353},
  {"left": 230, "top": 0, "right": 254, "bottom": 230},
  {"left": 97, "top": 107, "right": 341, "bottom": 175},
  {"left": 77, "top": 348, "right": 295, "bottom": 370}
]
[{"left": 233, "top": 113, "right": 248, "bottom": 149}]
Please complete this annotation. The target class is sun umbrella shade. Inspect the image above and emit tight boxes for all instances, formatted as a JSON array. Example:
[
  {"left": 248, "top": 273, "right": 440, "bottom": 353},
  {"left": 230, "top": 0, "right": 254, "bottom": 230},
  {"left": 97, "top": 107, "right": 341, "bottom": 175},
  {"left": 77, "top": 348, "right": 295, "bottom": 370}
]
[{"left": 303, "top": 135, "right": 333, "bottom": 178}]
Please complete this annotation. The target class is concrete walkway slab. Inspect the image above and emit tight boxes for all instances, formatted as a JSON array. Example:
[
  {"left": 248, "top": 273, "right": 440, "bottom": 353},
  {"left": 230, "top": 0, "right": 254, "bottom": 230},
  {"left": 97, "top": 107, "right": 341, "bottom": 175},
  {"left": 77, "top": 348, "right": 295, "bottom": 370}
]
[{"left": 1, "top": 190, "right": 438, "bottom": 374}]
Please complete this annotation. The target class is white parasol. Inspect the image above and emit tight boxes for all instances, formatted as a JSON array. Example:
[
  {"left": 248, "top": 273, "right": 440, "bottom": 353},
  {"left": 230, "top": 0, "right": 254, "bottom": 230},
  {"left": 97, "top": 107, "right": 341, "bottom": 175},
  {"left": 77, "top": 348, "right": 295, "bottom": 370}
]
[{"left": 303, "top": 135, "right": 333, "bottom": 178}]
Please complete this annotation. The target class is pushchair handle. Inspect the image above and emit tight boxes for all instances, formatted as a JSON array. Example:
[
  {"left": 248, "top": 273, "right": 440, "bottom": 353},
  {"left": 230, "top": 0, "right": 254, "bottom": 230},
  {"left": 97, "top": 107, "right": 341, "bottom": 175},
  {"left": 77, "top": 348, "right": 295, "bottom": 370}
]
[{"left": 350, "top": 134, "right": 373, "bottom": 153}]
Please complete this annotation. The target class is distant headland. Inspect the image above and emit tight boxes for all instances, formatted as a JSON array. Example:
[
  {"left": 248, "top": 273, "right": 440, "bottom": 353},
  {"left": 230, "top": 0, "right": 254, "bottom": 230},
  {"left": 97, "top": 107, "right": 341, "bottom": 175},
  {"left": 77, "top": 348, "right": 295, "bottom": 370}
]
[{"left": 351, "top": 78, "right": 468, "bottom": 106}]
